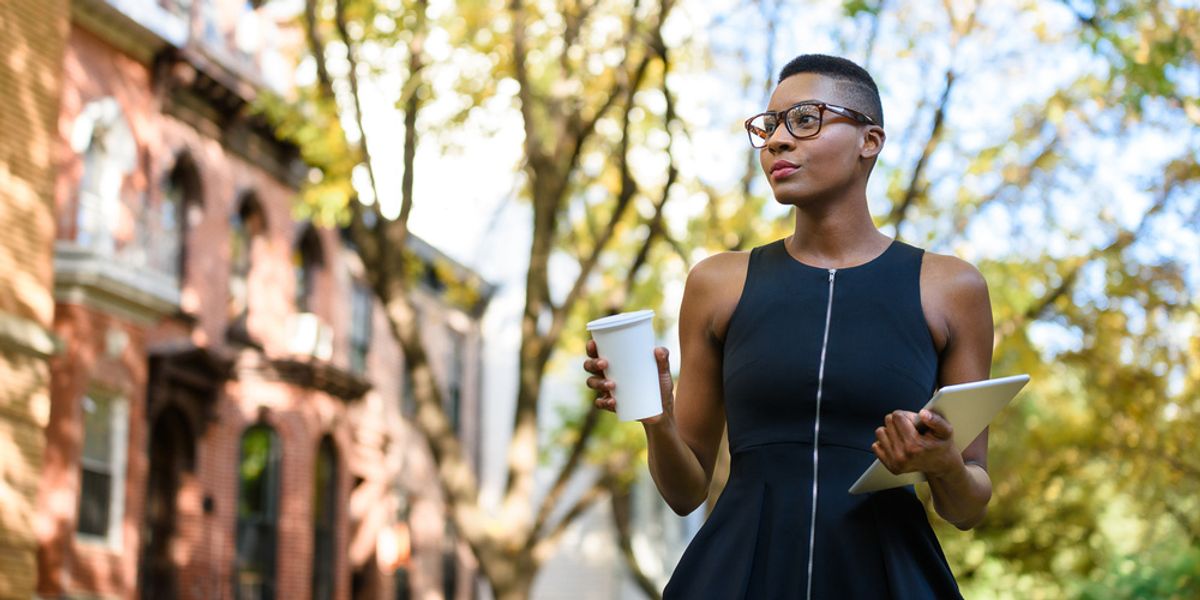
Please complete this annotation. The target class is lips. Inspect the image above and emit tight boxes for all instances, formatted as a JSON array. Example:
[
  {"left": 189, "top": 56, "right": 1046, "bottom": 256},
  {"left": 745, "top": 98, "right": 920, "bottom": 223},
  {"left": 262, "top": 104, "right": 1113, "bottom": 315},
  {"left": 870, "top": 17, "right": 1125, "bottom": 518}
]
[{"left": 770, "top": 160, "right": 799, "bottom": 180}]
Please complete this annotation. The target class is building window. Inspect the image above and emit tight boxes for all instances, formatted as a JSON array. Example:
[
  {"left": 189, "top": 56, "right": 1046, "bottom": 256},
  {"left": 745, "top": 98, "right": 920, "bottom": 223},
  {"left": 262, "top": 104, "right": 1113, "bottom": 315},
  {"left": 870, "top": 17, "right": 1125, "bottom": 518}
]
[
  {"left": 228, "top": 194, "right": 265, "bottom": 342},
  {"left": 293, "top": 226, "right": 322, "bottom": 314},
  {"left": 160, "top": 153, "right": 203, "bottom": 282},
  {"left": 70, "top": 98, "right": 136, "bottom": 255},
  {"left": 236, "top": 424, "right": 280, "bottom": 600},
  {"left": 445, "top": 330, "right": 465, "bottom": 434},
  {"left": 401, "top": 366, "right": 416, "bottom": 418},
  {"left": 77, "top": 393, "right": 128, "bottom": 545},
  {"left": 312, "top": 437, "right": 337, "bottom": 600},
  {"left": 442, "top": 521, "right": 458, "bottom": 600},
  {"left": 349, "top": 281, "right": 372, "bottom": 375}
]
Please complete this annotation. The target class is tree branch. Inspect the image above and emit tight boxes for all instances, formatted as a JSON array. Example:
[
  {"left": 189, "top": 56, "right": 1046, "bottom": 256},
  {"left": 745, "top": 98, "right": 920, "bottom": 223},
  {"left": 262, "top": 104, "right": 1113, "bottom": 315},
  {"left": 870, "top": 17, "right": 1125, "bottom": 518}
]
[
  {"left": 538, "top": 50, "right": 656, "bottom": 366},
  {"left": 888, "top": 68, "right": 955, "bottom": 231},
  {"left": 303, "top": 0, "right": 336, "bottom": 101},
  {"left": 510, "top": 0, "right": 546, "bottom": 171},
  {"left": 611, "top": 483, "right": 664, "bottom": 600},
  {"left": 530, "top": 406, "right": 602, "bottom": 540},
  {"left": 994, "top": 181, "right": 1174, "bottom": 344},
  {"left": 952, "top": 127, "right": 1060, "bottom": 234},
  {"left": 333, "top": 0, "right": 382, "bottom": 216},
  {"left": 530, "top": 475, "right": 611, "bottom": 561}
]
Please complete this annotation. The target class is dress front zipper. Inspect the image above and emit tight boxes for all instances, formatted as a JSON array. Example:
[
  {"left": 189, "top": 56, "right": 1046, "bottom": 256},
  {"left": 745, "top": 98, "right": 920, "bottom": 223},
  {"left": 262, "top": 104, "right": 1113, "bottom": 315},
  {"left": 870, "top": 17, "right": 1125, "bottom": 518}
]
[{"left": 806, "top": 268, "right": 837, "bottom": 600}]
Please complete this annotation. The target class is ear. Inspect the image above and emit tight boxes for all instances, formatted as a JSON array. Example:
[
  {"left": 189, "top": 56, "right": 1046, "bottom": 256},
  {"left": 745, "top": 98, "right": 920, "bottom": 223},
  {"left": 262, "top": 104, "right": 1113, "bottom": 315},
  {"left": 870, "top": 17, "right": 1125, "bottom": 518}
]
[{"left": 859, "top": 125, "right": 885, "bottom": 160}]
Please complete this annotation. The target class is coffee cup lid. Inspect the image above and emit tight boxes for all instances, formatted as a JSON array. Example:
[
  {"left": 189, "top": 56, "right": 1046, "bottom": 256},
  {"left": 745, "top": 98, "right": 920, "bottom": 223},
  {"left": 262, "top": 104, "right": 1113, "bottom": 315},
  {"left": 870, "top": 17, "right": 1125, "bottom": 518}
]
[{"left": 586, "top": 309, "right": 655, "bottom": 331}]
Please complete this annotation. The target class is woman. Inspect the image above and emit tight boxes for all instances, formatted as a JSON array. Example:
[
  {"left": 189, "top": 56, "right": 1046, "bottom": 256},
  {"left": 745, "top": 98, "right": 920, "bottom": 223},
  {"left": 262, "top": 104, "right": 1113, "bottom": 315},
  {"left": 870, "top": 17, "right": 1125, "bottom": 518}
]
[{"left": 583, "top": 54, "right": 994, "bottom": 599}]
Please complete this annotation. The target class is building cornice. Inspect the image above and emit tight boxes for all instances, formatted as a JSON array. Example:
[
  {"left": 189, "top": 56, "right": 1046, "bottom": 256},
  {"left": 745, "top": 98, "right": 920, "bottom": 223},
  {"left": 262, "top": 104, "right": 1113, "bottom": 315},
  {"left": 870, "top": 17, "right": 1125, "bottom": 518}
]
[
  {"left": 233, "top": 352, "right": 371, "bottom": 402},
  {"left": 53, "top": 241, "right": 181, "bottom": 325},
  {"left": 71, "top": 0, "right": 187, "bottom": 65}
]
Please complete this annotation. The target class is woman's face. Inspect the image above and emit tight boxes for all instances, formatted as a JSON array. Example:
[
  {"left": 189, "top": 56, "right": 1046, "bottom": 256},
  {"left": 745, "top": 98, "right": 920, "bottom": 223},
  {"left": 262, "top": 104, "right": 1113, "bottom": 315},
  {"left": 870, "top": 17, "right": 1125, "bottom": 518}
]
[{"left": 758, "top": 73, "right": 880, "bottom": 208}]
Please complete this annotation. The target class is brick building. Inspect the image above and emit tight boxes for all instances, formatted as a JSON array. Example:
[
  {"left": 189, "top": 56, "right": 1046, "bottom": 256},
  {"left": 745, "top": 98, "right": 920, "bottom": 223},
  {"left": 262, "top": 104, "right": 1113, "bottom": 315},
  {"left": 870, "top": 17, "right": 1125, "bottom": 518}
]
[
  {"left": 0, "top": 1, "right": 72, "bottom": 598},
  {"left": 18, "top": 1, "right": 492, "bottom": 599}
]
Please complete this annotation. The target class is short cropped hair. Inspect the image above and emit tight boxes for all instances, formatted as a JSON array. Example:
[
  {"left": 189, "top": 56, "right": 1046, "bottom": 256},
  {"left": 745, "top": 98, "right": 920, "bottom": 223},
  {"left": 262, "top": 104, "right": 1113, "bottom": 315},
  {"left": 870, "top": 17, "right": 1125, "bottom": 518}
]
[{"left": 778, "top": 54, "right": 884, "bottom": 128}]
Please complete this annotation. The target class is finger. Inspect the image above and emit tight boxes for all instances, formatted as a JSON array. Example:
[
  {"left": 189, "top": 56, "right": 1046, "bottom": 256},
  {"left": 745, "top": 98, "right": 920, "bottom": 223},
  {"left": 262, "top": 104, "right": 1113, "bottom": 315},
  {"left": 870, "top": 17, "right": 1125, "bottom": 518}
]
[
  {"left": 654, "top": 346, "right": 670, "bottom": 372},
  {"left": 893, "top": 410, "right": 921, "bottom": 442},
  {"left": 872, "top": 440, "right": 897, "bottom": 474},
  {"left": 875, "top": 425, "right": 897, "bottom": 461},
  {"left": 654, "top": 347, "right": 674, "bottom": 401},
  {"left": 585, "top": 376, "right": 609, "bottom": 392},
  {"left": 871, "top": 440, "right": 887, "bottom": 462},
  {"left": 593, "top": 396, "right": 615, "bottom": 413},
  {"left": 586, "top": 339, "right": 598, "bottom": 358},
  {"left": 583, "top": 357, "right": 608, "bottom": 375},
  {"left": 919, "top": 409, "right": 954, "bottom": 440},
  {"left": 880, "top": 418, "right": 905, "bottom": 461}
]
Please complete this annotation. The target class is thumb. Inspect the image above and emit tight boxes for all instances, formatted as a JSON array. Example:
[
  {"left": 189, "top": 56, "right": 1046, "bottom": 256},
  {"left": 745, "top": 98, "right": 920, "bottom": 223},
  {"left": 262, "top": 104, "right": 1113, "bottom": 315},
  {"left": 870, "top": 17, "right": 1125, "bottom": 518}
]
[
  {"left": 919, "top": 409, "right": 953, "bottom": 440},
  {"left": 654, "top": 347, "right": 674, "bottom": 402}
]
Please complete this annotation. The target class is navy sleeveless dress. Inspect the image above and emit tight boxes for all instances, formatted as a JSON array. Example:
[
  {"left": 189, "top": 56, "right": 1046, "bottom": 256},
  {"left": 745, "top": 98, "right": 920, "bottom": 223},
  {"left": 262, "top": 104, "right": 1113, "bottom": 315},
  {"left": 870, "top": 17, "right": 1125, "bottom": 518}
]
[{"left": 662, "top": 238, "right": 963, "bottom": 599}]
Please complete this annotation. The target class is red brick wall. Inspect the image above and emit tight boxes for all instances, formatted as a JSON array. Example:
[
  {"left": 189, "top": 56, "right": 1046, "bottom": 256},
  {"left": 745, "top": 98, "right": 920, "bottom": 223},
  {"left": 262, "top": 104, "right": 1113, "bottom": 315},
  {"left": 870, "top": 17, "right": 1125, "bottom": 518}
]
[
  {"left": 36, "top": 304, "right": 146, "bottom": 598},
  {"left": 35, "top": 5, "right": 486, "bottom": 600},
  {"left": 0, "top": 0, "right": 70, "bottom": 597}
]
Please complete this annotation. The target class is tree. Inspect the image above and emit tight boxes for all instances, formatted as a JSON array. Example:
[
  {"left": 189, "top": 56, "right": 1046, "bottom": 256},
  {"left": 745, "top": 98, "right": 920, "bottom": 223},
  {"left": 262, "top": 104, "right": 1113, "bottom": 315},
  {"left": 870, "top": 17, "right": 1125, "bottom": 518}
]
[{"left": 261, "top": 0, "right": 683, "bottom": 596}]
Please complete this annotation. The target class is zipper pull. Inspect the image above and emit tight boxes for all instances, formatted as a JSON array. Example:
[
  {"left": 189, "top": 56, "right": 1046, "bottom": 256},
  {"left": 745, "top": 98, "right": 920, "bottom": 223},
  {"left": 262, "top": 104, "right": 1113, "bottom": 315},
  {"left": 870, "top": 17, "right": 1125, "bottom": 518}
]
[{"left": 828, "top": 268, "right": 836, "bottom": 282}]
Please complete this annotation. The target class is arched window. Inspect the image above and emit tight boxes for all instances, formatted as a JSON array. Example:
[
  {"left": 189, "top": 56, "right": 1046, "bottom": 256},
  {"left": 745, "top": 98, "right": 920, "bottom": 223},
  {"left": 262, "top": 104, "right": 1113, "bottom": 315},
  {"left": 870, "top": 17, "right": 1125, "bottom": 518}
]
[
  {"left": 159, "top": 152, "right": 203, "bottom": 282},
  {"left": 311, "top": 436, "right": 337, "bottom": 600},
  {"left": 292, "top": 225, "right": 323, "bottom": 314},
  {"left": 442, "top": 521, "right": 458, "bottom": 600},
  {"left": 236, "top": 424, "right": 280, "bottom": 600},
  {"left": 348, "top": 280, "right": 373, "bottom": 375},
  {"left": 70, "top": 97, "right": 136, "bottom": 254},
  {"left": 228, "top": 193, "right": 265, "bottom": 341}
]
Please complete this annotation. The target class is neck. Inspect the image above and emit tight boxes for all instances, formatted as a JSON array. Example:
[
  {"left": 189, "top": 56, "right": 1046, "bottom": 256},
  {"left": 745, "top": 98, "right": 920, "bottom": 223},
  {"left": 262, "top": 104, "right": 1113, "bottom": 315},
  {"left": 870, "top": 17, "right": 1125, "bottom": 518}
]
[{"left": 786, "top": 184, "right": 889, "bottom": 265}]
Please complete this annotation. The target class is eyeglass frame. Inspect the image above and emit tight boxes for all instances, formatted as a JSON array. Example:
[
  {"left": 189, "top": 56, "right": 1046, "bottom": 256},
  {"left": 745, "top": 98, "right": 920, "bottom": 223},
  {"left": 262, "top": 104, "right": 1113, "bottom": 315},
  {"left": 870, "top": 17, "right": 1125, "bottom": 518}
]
[{"left": 744, "top": 101, "right": 878, "bottom": 148}]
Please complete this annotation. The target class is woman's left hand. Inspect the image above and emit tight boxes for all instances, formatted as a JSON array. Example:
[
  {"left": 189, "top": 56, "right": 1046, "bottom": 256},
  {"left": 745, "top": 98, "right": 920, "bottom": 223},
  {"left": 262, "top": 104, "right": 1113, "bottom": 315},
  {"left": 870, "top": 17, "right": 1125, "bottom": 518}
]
[{"left": 872, "top": 409, "right": 962, "bottom": 479}]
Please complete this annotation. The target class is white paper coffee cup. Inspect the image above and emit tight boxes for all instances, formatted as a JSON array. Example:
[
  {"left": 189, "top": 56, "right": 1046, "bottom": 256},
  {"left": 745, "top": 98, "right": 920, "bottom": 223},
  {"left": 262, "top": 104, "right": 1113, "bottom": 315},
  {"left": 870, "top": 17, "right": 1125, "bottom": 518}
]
[{"left": 586, "top": 309, "right": 662, "bottom": 422}]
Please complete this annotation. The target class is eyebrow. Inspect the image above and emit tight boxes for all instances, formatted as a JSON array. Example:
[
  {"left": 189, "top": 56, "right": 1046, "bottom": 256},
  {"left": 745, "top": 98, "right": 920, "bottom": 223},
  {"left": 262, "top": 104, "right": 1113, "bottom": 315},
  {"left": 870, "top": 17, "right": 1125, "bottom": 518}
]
[{"left": 765, "top": 99, "right": 825, "bottom": 111}]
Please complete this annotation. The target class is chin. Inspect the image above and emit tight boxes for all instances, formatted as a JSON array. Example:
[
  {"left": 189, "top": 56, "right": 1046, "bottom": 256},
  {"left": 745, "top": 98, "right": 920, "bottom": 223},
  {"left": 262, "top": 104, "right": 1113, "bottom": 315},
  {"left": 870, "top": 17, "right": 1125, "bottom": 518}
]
[{"left": 771, "top": 188, "right": 822, "bottom": 207}]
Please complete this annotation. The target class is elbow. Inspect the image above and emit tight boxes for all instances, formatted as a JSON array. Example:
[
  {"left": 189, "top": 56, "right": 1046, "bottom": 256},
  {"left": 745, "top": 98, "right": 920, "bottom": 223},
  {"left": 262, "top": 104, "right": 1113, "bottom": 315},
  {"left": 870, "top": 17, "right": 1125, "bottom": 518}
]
[
  {"left": 666, "top": 489, "right": 709, "bottom": 516},
  {"left": 667, "top": 498, "right": 703, "bottom": 517},
  {"left": 951, "top": 503, "right": 989, "bottom": 531}
]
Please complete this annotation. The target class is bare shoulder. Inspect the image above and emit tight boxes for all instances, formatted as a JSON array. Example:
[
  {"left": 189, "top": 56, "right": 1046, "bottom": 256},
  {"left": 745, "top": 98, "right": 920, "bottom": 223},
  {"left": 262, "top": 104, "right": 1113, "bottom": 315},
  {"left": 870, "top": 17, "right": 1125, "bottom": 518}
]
[
  {"left": 919, "top": 251, "right": 992, "bottom": 352},
  {"left": 921, "top": 251, "right": 989, "bottom": 302},
  {"left": 683, "top": 250, "right": 751, "bottom": 342},
  {"left": 688, "top": 250, "right": 750, "bottom": 285}
]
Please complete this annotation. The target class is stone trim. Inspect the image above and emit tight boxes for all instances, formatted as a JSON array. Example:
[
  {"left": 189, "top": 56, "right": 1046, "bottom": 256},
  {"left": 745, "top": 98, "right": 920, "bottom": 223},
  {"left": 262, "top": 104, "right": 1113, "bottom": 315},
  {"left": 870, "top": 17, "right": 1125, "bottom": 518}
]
[
  {"left": 53, "top": 241, "right": 181, "bottom": 325},
  {"left": 0, "top": 311, "right": 61, "bottom": 358},
  {"left": 233, "top": 352, "right": 371, "bottom": 402}
]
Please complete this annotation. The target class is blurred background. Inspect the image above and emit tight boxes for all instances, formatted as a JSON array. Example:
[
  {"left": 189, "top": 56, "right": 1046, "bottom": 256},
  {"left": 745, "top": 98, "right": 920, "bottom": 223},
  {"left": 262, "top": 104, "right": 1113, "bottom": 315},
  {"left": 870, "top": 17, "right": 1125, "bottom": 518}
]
[{"left": 0, "top": 0, "right": 1196, "bottom": 599}]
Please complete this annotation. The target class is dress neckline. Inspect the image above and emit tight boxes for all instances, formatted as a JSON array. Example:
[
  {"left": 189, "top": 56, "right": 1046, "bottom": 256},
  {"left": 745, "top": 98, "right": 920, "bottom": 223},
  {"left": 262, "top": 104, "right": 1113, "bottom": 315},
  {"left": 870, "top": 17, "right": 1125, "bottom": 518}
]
[{"left": 777, "top": 237, "right": 900, "bottom": 273}]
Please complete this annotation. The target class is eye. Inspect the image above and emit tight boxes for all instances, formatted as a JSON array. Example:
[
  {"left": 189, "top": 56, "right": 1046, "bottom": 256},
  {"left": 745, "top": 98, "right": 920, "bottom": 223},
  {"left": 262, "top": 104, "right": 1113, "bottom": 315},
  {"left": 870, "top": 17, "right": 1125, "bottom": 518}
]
[{"left": 789, "top": 108, "right": 820, "bottom": 130}]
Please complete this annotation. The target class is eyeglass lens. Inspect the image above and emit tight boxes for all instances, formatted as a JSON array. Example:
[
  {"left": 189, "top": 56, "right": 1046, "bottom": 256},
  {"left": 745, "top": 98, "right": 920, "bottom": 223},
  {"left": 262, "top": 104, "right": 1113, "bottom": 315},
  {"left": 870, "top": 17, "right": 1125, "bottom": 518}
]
[{"left": 747, "top": 104, "right": 823, "bottom": 147}]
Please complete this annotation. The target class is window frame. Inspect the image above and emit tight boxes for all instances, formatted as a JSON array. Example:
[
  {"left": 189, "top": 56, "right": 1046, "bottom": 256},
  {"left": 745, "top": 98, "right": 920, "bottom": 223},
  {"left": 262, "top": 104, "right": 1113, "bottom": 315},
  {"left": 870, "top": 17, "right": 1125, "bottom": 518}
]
[
  {"left": 311, "top": 436, "right": 338, "bottom": 600},
  {"left": 235, "top": 423, "right": 281, "bottom": 600},
  {"left": 75, "top": 390, "right": 129, "bottom": 549}
]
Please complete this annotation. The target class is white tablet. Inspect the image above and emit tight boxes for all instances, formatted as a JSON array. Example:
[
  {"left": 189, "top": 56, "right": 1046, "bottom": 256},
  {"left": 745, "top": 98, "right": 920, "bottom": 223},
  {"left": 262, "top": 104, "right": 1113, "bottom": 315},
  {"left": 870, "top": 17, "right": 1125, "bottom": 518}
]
[{"left": 848, "top": 374, "right": 1030, "bottom": 495}]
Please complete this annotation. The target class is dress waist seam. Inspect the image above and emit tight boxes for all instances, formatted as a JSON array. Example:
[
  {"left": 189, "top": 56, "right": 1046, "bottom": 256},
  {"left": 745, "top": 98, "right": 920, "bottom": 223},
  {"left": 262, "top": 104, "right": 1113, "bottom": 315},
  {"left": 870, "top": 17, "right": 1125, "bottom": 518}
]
[{"left": 730, "top": 439, "right": 874, "bottom": 455}]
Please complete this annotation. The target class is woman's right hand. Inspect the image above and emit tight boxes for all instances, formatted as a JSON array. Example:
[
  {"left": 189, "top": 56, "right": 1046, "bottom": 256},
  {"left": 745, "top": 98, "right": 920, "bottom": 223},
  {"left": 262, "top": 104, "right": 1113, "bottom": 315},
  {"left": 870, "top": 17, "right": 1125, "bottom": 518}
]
[{"left": 584, "top": 339, "right": 675, "bottom": 425}]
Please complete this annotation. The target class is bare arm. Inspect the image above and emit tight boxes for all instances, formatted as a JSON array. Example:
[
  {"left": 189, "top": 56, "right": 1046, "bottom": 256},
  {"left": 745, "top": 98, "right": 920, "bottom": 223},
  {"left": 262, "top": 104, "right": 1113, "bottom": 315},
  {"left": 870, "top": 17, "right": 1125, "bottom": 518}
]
[
  {"left": 585, "top": 254, "right": 737, "bottom": 515},
  {"left": 873, "top": 254, "right": 994, "bottom": 530},
  {"left": 925, "top": 258, "right": 994, "bottom": 530}
]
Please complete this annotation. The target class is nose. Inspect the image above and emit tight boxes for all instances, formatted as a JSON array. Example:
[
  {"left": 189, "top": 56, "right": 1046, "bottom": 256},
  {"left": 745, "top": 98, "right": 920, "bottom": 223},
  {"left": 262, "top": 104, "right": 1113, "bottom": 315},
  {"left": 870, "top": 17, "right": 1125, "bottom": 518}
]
[{"left": 765, "top": 124, "right": 795, "bottom": 154}]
